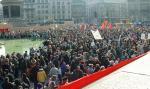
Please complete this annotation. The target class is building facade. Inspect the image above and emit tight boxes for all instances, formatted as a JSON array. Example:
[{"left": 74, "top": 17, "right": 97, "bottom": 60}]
[
  {"left": 0, "top": 4, "right": 3, "bottom": 21},
  {"left": 71, "top": 0, "right": 86, "bottom": 23},
  {"left": 1, "top": 0, "right": 25, "bottom": 26},
  {"left": 23, "top": 0, "right": 72, "bottom": 24},
  {"left": 1, "top": 0, "right": 23, "bottom": 18},
  {"left": 128, "top": 0, "right": 150, "bottom": 21},
  {"left": 86, "top": 0, "right": 128, "bottom": 23},
  {"left": 1, "top": 0, "right": 72, "bottom": 25},
  {"left": 50, "top": 0, "right": 72, "bottom": 23}
]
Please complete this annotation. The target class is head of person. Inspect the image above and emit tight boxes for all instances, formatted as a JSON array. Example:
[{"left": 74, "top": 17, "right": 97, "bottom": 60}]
[
  {"left": 22, "top": 73, "right": 27, "bottom": 79},
  {"left": 76, "top": 66, "right": 81, "bottom": 70}
]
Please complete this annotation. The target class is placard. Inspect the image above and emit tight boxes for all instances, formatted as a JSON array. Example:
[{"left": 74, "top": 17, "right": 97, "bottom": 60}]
[
  {"left": 148, "top": 33, "right": 150, "bottom": 39},
  {"left": 141, "top": 33, "right": 145, "bottom": 40},
  {"left": 91, "top": 29, "right": 103, "bottom": 40}
]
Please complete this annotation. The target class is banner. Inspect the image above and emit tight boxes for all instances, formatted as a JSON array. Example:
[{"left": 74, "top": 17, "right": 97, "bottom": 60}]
[
  {"left": 91, "top": 29, "right": 103, "bottom": 40},
  {"left": 141, "top": 33, "right": 145, "bottom": 40}
]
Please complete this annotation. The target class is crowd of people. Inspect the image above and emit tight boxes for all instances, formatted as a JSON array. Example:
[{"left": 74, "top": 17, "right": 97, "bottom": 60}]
[
  {"left": 0, "top": 25, "right": 150, "bottom": 89},
  {"left": 0, "top": 30, "right": 51, "bottom": 40}
]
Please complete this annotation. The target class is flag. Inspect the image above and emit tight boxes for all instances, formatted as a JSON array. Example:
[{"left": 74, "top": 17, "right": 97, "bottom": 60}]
[
  {"left": 100, "top": 19, "right": 109, "bottom": 30},
  {"left": 101, "top": 19, "right": 113, "bottom": 30},
  {"left": 104, "top": 20, "right": 109, "bottom": 26},
  {"left": 101, "top": 22, "right": 105, "bottom": 30},
  {"left": 108, "top": 23, "right": 113, "bottom": 30}
]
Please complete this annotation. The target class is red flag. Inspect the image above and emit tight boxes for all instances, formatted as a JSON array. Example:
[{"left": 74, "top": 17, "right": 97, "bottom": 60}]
[
  {"left": 101, "top": 20, "right": 108, "bottom": 30},
  {"left": 101, "top": 23, "right": 105, "bottom": 30},
  {"left": 108, "top": 23, "right": 113, "bottom": 30},
  {"left": 104, "top": 20, "right": 108, "bottom": 26}
]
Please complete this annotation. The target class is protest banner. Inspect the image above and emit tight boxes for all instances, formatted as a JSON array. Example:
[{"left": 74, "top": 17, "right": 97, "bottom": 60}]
[{"left": 91, "top": 29, "right": 103, "bottom": 40}]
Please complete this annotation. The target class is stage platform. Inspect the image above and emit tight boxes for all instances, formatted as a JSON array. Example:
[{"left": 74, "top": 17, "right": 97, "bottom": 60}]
[{"left": 83, "top": 52, "right": 150, "bottom": 89}]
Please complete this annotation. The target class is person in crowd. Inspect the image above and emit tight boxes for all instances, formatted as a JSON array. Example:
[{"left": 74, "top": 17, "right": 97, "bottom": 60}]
[
  {"left": 37, "top": 66, "right": 47, "bottom": 88},
  {"left": 87, "top": 64, "right": 94, "bottom": 74},
  {"left": 49, "top": 64, "right": 59, "bottom": 78},
  {"left": 1, "top": 77, "right": 14, "bottom": 89},
  {"left": 72, "top": 66, "right": 84, "bottom": 81},
  {"left": 46, "top": 75, "right": 57, "bottom": 89},
  {"left": 13, "top": 79, "right": 22, "bottom": 89},
  {"left": 94, "top": 64, "right": 101, "bottom": 72},
  {"left": 21, "top": 73, "right": 30, "bottom": 89}
]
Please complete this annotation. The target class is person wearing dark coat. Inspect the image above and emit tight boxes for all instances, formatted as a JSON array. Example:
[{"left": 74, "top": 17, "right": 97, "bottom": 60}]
[
  {"left": 22, "top": 73, "right": 30, "bottom": 89},
  {"left": 71, "top": 66, "right": 83, "bottom": 81},
  {"left": 2, "top": 77, "right": 14, "bottom": 89}
]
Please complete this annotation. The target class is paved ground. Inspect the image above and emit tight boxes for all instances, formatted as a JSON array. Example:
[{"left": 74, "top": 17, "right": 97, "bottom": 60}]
[{"left": 83, "top": 52, "right": 150, "bottom": 89}]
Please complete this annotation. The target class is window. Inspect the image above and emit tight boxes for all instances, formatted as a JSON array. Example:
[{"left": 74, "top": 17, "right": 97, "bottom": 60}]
[
  {"left": 57, "top": 2, "right": 60, "bottom": 5},
  {"left": 41, "top": 0, "right": 44, "bottom": 3},
  {"left": 38, "top": 10, "right": 41, "bottom": 14},
  {"left": 63, "top": 15, "right": 65, "bottom": 19},
  {"left": 38, "top": 5, "right": 40, "bottom": 8},
  {"left": 58, "top": 5, "right": 60, "bottom": 9},
  {"left": 62, "top": 2, "right": 64, "bottom": 5},
  {"left": 45, "top": 10, "right": 48, "bottom": 14},
  {"left": 42, "top": 10, "right": 45, "bottom": 13},
  {"left": 68, "top": 10, "right": 70, "bottom": 14},
  {"left": 45, "top": 0, "right": 48, "bottom": 3},
  {"left": 42, "top": 5, "right": 44, "bottom": 8},
  {"left": 45, "top": 16, "right": 48, "bottom": 19},
  {"left": 32, "top": 0, "right": 35, "bottom": 2},
  {"left": 52, "top": 10, "right": 55, "bottom": 14},
  {"left": 62, "top": 10, "right": 65, "bottom": 14},
  {"left": 67, "top": 2, "right": 70, "bottom": 5},
  {"left": 45, "top": 5, "right": 48, "bottom": 8},
  {"left": 52, "top": 5, "right": 55, "bottom": 9},
  {"left": 62, "top": 6, "right": 65, "bottom": 9},
  {"left": 57, "top": 10, "right": 60, "bottom": 14}
]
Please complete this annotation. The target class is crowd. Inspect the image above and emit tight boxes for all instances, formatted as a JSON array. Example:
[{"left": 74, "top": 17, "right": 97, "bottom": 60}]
[
  {"left": 0, "top": 30, "right": 51, "bottom": 40},
  {"left": 0, "top": 25, "right": 150, "bottom": 89}
]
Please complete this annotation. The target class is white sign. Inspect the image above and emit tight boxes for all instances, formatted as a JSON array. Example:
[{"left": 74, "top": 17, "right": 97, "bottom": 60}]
[
  {"left": 0, "top": 45, "right": 6, "bottom": 56},
  {"left": 141, "top": 33, "right": 145, "bottom": 40},
  {"left": 91, "top": 29, "right": 103, "bottom": 40},
  {"left": 148, "top": 33, "right": 150, "bottom": 39}
]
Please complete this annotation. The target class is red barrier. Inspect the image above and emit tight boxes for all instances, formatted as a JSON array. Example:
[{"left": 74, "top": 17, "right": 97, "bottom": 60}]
[
  {"left": 0, "top": 28, "right": 9, "bottom": 33},
  {"left": 58, "top": 54, "right": 145, "bottom": 89}
]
